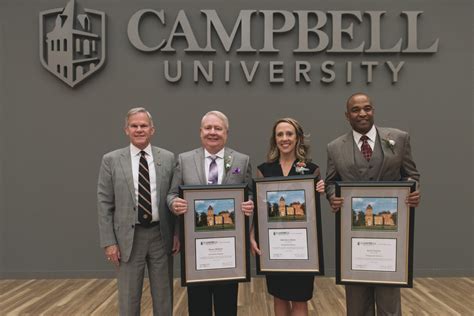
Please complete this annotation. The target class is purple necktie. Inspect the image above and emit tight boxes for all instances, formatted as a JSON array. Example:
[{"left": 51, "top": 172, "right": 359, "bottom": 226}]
[
  {"left": 360, "top": 135, "right": 373, "bottom": 161},
  {"left": 208, "top": 156, "right": 218, "bottom": 184}
]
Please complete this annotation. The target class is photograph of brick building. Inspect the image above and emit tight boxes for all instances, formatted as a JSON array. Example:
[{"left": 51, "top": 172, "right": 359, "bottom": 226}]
[
  {"left": 351, "top": 197, "right": 398, "bottom": 231},
  {"left": 194, "top": 199, "right": 235, "bottom": 231},
  {"left": 267, "top": 190, "right": 306, "bottom": 222}
]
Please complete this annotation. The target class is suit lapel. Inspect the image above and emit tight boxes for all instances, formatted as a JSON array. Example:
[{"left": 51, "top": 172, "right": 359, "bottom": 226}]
[
  {"left": 193, "top": 148, "right": 206, "bottom": 185},
  {"left": 152, "top": 147, "right": 162, "bottom": 205},
  {"left": 222, "top": 147, "right": 233, "bottom": 184},
  {"left": 341, "top": 132, "right": 359, "bottom": 179},
  {"left": 376, "top": 127, "right": 390, "bottom": 180},
  {"left": 119, "top": 148, "right": 137, "bottom": 205}
]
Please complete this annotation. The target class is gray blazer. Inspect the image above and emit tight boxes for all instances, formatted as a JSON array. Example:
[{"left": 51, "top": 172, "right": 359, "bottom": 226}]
[
  {"left": 97, "top": 146, "right": 175, "bottom": 262},
  {"left": 167, "top": 147, "right": 252, "bottom": 208},
  {"left": 325, "top": 127, "right": 420, "bottom": 198}
]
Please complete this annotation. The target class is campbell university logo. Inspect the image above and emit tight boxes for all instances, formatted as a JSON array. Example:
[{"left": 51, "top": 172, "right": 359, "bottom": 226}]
[
  {"left": 39, "top": 0, "right": 106, "bottom": 87},
  {"left": 37, "top": 2, "right": 438, "bottom": 86}
]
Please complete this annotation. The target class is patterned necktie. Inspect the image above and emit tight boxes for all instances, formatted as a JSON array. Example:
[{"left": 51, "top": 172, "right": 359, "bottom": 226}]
[
  {"left": 360, "top": 135, "right": 373, "bottom": 161},
  {"left": 208, "top": 156, "right": 218, "bottom": 184},
  {"left": 138, "top": 151, "right": 152, "bottom": 226}
]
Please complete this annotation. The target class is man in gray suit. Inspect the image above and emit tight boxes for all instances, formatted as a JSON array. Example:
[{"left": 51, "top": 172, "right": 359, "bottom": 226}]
[
  {"left": 326, "top": 93, "right": 421, "bottom": 316},
  {"left": 98, "top": 107, "right": 178, "bottom": 316},
  {"left": 167, "top": 110, "right": 254, "bottom": 316}
]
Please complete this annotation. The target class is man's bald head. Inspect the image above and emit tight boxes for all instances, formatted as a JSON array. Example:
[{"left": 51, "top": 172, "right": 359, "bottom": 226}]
[
  {"left": 346, "top": 93, "right": 373, "bottom": 112},
  {"left": 345, "top": 93, "right": 375, "bottom": 134}
]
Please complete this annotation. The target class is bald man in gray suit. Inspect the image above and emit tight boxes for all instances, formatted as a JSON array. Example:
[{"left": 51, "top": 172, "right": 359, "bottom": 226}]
[
  {"left": 326, "top": 93, "right": 421, "bottom": 316},
  {"left": 98, "top": 108, "right": 179, "bottom": 316}
]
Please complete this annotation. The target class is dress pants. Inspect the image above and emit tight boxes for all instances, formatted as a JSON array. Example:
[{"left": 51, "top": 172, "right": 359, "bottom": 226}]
[
  {"left": 117, "top": 225, "right": 173, "bottom": 316},
  {"left": 345, "top": 285, "right": 401, "bottom": 316},
  {"left": 187, "top": 283, "right": 238, "bottom": 316}
]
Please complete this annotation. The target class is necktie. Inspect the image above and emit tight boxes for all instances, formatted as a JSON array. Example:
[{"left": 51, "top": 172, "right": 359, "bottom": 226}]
[
  {"left": 360, "top": 135, "right": 373, "bottom": 161},
  {"left": 138, "top": 151, "right": 152, "bottom": 226},
  {"left": 208, "top": 156, "right": 218, "bottom": 184}
]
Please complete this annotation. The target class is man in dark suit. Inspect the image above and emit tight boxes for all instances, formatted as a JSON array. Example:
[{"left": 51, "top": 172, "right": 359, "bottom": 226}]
[
  {"left": 98, "top": 107, "right": 178, "bottom": 315},
  {"left": 167, "top": 110, "right": 254, "bottom": 316},
  {"left": 325, "top": 93, "right": 421, "bottom": 316}
]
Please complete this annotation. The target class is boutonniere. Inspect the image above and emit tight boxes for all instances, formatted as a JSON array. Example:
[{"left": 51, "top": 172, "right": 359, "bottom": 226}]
[
  {"left": 224, "top": 155, "right": 233, "bottom": 172},
  {"left": 295, "top": 161, "right": 309, "bottom": 174},
  {"left": 382, "top": 138, "right": 396, "bottom": 153}
]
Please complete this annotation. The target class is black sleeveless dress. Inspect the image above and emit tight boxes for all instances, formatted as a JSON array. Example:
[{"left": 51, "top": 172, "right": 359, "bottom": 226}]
[{"left": 257, "top": 160, "right": 320, "bottom": 302}]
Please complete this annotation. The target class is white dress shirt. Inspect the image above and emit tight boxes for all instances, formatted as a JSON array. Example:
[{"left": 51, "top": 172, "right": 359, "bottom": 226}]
[
  {"left": 352, "top": 125, "right": 377, "bottom": 151},
  {"left": 130, "top": 144, "right": 159, "bottom": 222},
  {"left": 204, "top": 148, "right": 225, "bottom": 185}
]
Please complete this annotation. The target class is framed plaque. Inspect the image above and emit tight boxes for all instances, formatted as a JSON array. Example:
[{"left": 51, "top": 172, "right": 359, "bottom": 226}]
[
  {"left": 253, "top": 175, "right": 324, "bottom": 275},
  {"left": 179, "top": 184, "right": 250, "bottom": 286},
  {"left": 335, "top": 181, "right": 416, "bottom": 287}
]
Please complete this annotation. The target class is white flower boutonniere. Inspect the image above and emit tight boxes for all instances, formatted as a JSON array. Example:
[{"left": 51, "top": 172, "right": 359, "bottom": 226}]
[
  {"left": 382, "top": 138, "right": 396, "bottom": 153},
  {"left": 224, "top": 155, "right": 233, "bottom": 172},
  {"left": 295, "top": 161, "right": 310, "bottom": 174}
]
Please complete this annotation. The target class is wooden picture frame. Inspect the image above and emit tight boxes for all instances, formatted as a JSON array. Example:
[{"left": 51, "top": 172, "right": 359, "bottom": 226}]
[
  {"left": 179, "top": 184, "right": 250, "bottom": 286},
  {"left": 253, "top": 175, "right": 324, "bottom": 275},
  {"left": 335, "top": 181, "right": 416, "bottom": 287}
]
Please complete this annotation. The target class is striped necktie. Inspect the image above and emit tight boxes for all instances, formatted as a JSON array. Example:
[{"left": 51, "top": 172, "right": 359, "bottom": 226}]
[{"left": 138, "top": 151, "right": 152, "bottom": 226}]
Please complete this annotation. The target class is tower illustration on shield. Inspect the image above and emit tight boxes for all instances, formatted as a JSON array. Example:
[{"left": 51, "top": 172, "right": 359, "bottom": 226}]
[{"left": 39, "top": 0, "right": 106, "bottom": 87}]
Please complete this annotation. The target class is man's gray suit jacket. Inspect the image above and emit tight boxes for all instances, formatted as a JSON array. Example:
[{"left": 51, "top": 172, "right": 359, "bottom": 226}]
[
  {"left": 167, "top": 147, "right": 252, "bottom": 208},
  {"left": 325, "top": 127, "right": 420, "bottom": 198},
  {"left": 97, "top": 146, "right": 175, "bottom": 262}
]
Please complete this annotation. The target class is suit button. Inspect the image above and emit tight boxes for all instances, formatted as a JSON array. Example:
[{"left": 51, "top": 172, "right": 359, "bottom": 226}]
[
  {"left": 369, "top": 177, "right": 374, "bottom": 180},
  {"left": 131, "top": 224, "right": 135, "bottom": 228},
  {"left": 369, "top": 166, "right": 372, "bottom": 169},
  {"left": 133, "top": 207, "right": 137, "bottom": 211}
]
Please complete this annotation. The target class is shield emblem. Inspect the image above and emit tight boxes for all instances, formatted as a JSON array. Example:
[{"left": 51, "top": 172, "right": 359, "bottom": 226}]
[{"left": 39, "top": 0, "right": 106, "bottom": 88}]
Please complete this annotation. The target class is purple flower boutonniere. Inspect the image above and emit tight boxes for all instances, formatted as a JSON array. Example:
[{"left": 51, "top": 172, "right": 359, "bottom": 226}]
[
  {"left": 382, "top": 138, "right": 396, "bottom": 153},
  {"left": 232, "top": 168, "right": 241, "bottom": 175},
  {"left": 295, "top": 161, "right": 309, "bottom": 175}
]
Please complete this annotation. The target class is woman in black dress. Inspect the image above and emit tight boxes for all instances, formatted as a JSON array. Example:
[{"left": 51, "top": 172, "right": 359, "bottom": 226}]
[{"left": 250, "top": 118, "right": 325, "bottom": 316}]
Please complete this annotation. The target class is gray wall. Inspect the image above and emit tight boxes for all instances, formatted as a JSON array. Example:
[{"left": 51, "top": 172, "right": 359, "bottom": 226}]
[{"left": 0, "top": 0, "right": 472, "bottom": 278}]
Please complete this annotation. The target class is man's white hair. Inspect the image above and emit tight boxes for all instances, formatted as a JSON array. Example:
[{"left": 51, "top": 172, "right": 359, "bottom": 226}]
[
  {"left": 201, "top": 110, "right": 229, "bottom": 130},
  {"left": 125, "top": 107, "right": 154, "bottom": 128}
]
